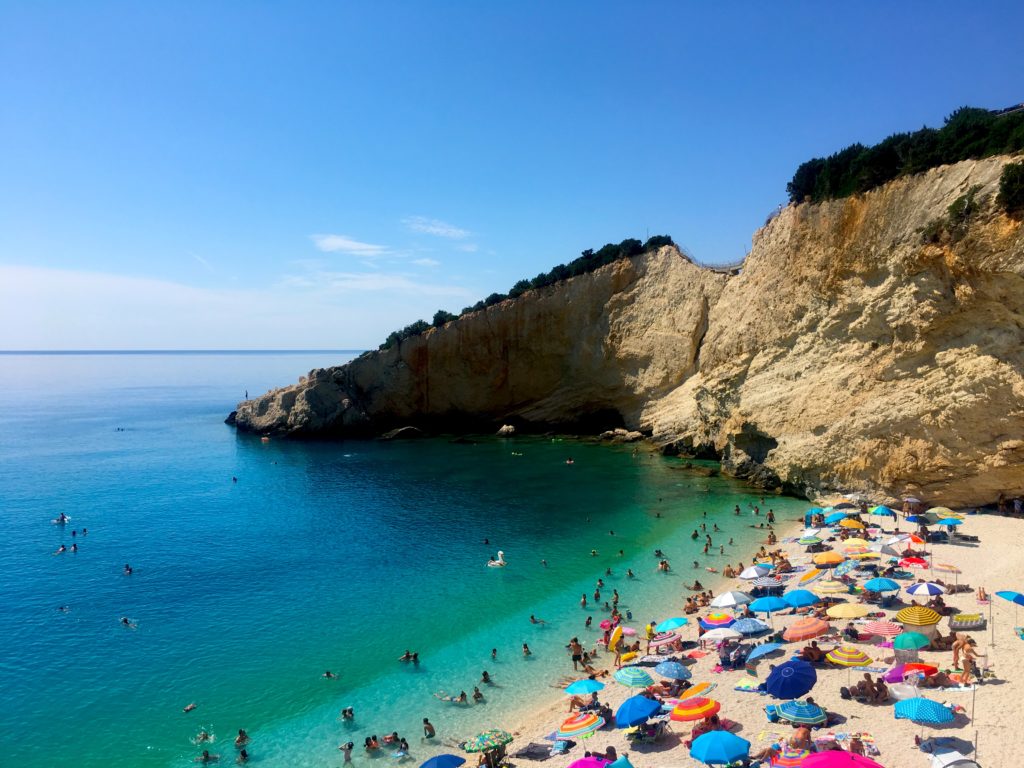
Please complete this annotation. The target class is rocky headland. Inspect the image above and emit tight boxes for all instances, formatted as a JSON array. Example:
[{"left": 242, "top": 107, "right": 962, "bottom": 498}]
[{"left": 231, "top": 156, "right": 1024, "bottom": 506}]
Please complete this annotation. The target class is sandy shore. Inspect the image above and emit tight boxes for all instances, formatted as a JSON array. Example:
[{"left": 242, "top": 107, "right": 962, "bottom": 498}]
[{"left": 485, "top": 511, "right": 1023, "bottom": 768}]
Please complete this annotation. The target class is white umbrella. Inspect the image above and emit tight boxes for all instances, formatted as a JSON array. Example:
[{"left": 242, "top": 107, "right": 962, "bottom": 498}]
[
  {"left": 739, "top": 564, "right": 773, "bottom": 580},
  {"left": 701, "top": 627, "right": 743, "bottom": 641},
  {"left": 710, "top": 591, "right": 753, "bottom": 608}
]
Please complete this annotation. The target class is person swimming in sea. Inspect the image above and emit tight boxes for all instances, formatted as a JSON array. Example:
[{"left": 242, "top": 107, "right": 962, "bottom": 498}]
[
  {"left": 529, "top": 614, "right": 546, "bottom": 624},
  {"left": 481, "top": 670, "right": 492, "bottom": 684},
  {"left": 472, "top": 686, "right": 484, "bottom": 702},
  {"left": 234, "top": 729, "right": 249, "bottom": 748},
  {"left": 399, "top": 650, "right": 414, "bottom": 662},
  {"left": 54, "top": 544, "right": 67, "bottom": 555},
  {"left": 522, "top": 643, "right": 532, "bottom": 656},
  {"left": 183, "top": 702, "right": 198, "bottom": 713},
  {"left": 194, "top": 749, "right": 219, "bottom": 763},
  {"left": 323, "top": 670, "right": 337, "bottom": 679},
  {"left": 120, "top": 616, "right": 137, "bottom": 629},
  {"left": 124, "top": 563, "right": 133, "bottom": 575}
]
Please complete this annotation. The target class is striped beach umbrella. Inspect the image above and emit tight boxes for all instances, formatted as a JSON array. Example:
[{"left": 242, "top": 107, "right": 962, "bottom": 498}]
[
  {"left": 796, "top": 568, "right": 824, "bottom": 586},
  {"left": 669, "top": 696, "right": 721, "bottom": 722},
  {"left": 648, "top": 631, "right": 679, "bottom": 648},
  {"left": 557, "top": 712, "right": 604, "bottom": 739},
  {"left": 826, "top": 603, "right": 870, "bottom": 619},
  {"left": 783, "top": 617, "right": 829, "bottom": 642},
  {"left": 895, "top": 606, "right": 942, "bottom": 627},
  {"left": 893, "top": 631, "right": 930, "bottom": 650},
  {"left": 773, "top": 746, "right": 811, "bottom": 767},
  {"left": 813, "top": 580, "right": 849, "bottom": 595},
  {"left": 894, "top": 697, "right": 955, "bottom": 725},
  {"left": 905, "top": 582, "right": 945, "bottom": 597},
  {"left": 825, "top": 646, "right": 872, "bottom": 667},
  {"left": 751, "top": 576, "right": 783, "bottom": 588},
  {"left": 613, "top": 667, "right": 654, "bottom": 688},
  {"left": 862, "top": 619, "right": 902, "bottom": 637},
  {"left": 777, "top": 699, "right": 827, "bottom": 725}
]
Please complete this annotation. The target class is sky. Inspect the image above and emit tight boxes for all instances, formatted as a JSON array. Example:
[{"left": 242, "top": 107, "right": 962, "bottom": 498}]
[{"left": 1, "top": 2, "right": 1022, "bottom": 350}]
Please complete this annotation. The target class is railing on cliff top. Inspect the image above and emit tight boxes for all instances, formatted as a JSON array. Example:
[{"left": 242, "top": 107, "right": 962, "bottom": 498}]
[{"left": 675, "top": 242, "right": 747, "bottom": 275}]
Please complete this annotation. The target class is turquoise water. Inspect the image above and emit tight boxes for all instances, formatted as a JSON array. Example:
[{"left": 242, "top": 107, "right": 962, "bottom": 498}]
[{"left": 0, "top": 352, "right": 806, "bottom": 767}]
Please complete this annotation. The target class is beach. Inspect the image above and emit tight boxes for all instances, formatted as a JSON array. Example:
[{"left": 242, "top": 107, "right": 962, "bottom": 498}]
[{"left": 481, "top": 509, "right": 1021, "bottom": 768}]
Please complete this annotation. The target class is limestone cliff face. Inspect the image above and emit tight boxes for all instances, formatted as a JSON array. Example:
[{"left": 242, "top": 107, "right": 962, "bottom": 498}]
[{"left": 234, "top": 155, "right": 1024, "bottom": 506}]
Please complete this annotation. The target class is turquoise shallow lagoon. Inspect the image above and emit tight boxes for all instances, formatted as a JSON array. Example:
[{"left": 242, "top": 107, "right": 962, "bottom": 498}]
[{"left": 0, "top": 352, "right": 807, "bottom": 767}]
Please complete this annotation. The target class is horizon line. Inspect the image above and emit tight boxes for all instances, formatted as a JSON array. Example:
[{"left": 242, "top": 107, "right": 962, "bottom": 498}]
[{"left": 0, "top": 349, "right": 367, "bottom": 355}]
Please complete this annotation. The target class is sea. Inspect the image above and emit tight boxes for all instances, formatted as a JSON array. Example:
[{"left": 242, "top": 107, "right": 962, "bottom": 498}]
[{"left": 0, "top": 351, "right": 808, "bottom": 768}]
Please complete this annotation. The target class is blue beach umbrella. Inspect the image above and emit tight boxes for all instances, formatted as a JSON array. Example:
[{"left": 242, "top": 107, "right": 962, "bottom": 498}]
[
  {"left": 996, "top": 590, "right": 1024, "bottom": 606},
  {"left": 733, "top": 617, "right": 770, "bottom": 635},
  {"left": 777, "top": 700, "right": 827, "bottom": 725},
  {"left": 833, "top": 560, "right": 859, "bottom": 578},
  {"left": 864, "top": 577, "right": 901, "bottom": 593},
  {"left": 420, "top": 756, "right": 466, "bottom": 768},
  {"left": 746, "top": 642, "right": 784, "bottom": 663},
  {"left": 937, "top": 518, "right": 962, "bottom": 527},
  {"left": 906, "top": 582, "right": 945, "bottom": 597},
  {"left": 783, "top": 589, "right": 821, "bottom": 608},
  {"left": 765, "top": 659, "right": 817, "bottom": 699},
  {"left": 689, "top": 730, "right": 750, "bottom": 765},
  {"left": 656, "top": 617, "right": 689, "bottom": 632},
  {"left": 615, "top": 695, "right": 662, "bottom": 727},
  {"left": 654, "top": 661, "right": 692, "bottom": 681},
  {"left": 565, "top": 679, "right": 605, "bottom": 695},
  {"left": 894, "top": 697, "right": 955, "bottom": 725},
  {"left": 749, "top": 596, "right": 788, "bottom": 614},
  {"left": 872, "top": 505, "right": 896, "bottom": 516},
  {"left": 906, "top": 515, "right": 929, "bottom": 524},
  {"left": 807, "top": 507, "right": 824, "bottom": 515},
  {"left": 824, "top": 512, "right": 848, "bottom": 525}
]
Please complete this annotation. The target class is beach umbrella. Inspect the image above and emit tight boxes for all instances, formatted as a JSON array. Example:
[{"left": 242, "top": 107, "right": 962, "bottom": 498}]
[
  {"left": 557, "top": 712, "right": 605, "bottom": 739},
  {"left": 906, "top": 582, "right": 946, "bottom": 597},
  {"left": 896, "top": 606, "right": 942, "bottom": 627},
  {"left": 777, "top": 699, "right": 827, "bottom": 725},
  {"left": 826, "top": 603, "right": 870, "bottom": 619},
  {"left": 614, "top": 694, "right": 661, "bottom": 727},
  {"left": 709, "top": 591, "right": 752, "bottom": 609},
  {"left": 933, "top": 563, "right": 961, "bottom": 585},
  {"left": 894, "top": 697, "right": 955, "bottom": 725},
  {"left": 824, "top": 512, "right": 848, "bottom": 525},
  {"left": 751, "top": 576, "right": 783, "bottom": 588},
  {"left": 656, "top": 617, "right": 689, "bottom": 632},
  {"left": 654, "top": 661, "right": 692, "bottom": 680},
  {"left": 872, "top": 505, "right": 895, "bottom": 517},
  {"left": 863, "top": 577, "right": 900, "bottom": 593},
  {"left": 766, "top": 659, "right": 817, "bottom": 699},
  {"left": 826, "top": 646, "right": 872, "bottom": 667},
  {"left": 903, "top": 663, "right": 938, "bottom": 676},
  {"left": 900, "top": 557, "right": 929, "bottom": 569},
  {"left": 996, "top": 590, "right": 1024, "bottom": 606},
  {"left": 621, "top": 627, "right": 637, "bottom": 636},
  {"left": 813, "top": 580, "right": 849, "bottom": 595},
  {"left": 863, "top": 619, "right": 903, "bottom": 637},
  {"left": 607, "top": 757, "right": 635, "bottom": 768},
  {"left": 783, "top": 617, "right": 829, "bottom": 642},
  {"left": 565, "top": 679, "right": 605, "bottom": 695},
  {"left": 906, "top": 515, "right": 929, "bottom": 524},
  {"left": 799, "top": 536, "right": 823, "bottom": 546},
  {"left": 462, "top": 730, "right": 513, "bottom": 753},
  {"left": 689, "top": 730, "right": 750, "bottom": 765},
  {"left": 749, "top": 596, "right": 788, "bottom": 614},
  {"left": 746, "top": 642, "right": 784, "bottom": 663},
  {"left": 420, "top": 756, "right": 466, "bottom": 768},
  {"left": 668, "top": 681, "right": 718, "bottom": 701},
  {"left": 928, "top": 507, "right": 958, "bottom": 517},
  {"left": 904, "top": 497, "right": 922, "bottom": 504},
  {"left": 568, "top": 758, "right": 611, "bottom": 768},
  {"left": 670, "top": 696, "right": 721, "bottom": 722},
  {"left": 893, "top": 632, "right": 931, "bottom": 650},
  {"left": 648, "top": 631, "right": 678, "bottom": 648},
  {"left": 701, "top": 627, "right": 743, "bottom": 641},
  {"left": 845, "top": 537, "right": 871, "bottom": 548},
  {"left": 839, "top": 518, "right": 865, "bottom": 530},
  {"left": 803, "top": 754, "right": 885, "bottom": 768},
  {"left": 773, "top": 746, "right": 811, "bottom": 767},
  {"left": 813, "top": 552, "right": 846, "bottom": 568},
  {"left": 833, "top": 560, "right": 859, "bottom": 578},
  {"left": 783, "top": 589, "right": 821, "bottom": 608},
  {"left": 796, "top": 568, "right": 824, "bottom": 586},
  {"left": 613, "top": 667, "right": 654, "bottom": 688},
  {"left": 700, "top": 612, "right": 736, "bottom": 628},
  {"left": 739, "top": 564, "right": 773, "bottom": 579},
  {"left": 850, "top": 551, "right": 880, "bottom": 560},
  {"left": 937, "top": 518, "right": 962, "bottom": 527},
  {"left": 733, "top": 617, "right": 770, "bottom": 635}
]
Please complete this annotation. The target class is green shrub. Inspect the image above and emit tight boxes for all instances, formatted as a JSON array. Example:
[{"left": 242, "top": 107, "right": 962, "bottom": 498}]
[{"left": 998, "top": 161, "right": 1024, "bottom": 215}]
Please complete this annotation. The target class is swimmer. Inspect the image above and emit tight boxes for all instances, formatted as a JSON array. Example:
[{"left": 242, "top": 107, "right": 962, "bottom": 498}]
[
  {"left": 57, "top": 605, "right": 69, "bottom": 613},
  {"left": 423, "top": 717, "right": 435, "bottom": 738},
  {"left": 585, "top": 616, "right": 593, "bottom": 628},
  {"left": 70, "top": 543, "right": 78, "bottom": 552},
  {"left": 609, "top": 530, "right": 614, "bottom": 536},
  {"left": 235, "top": 729, "right": 249, "bottom": 748},
  {"left": 323, "top": 670, "right": 337, "bottom": 679},
  {"left": 541, "top": 559, "right": 548, "bottom": 567},
  {"left": 412, "top": 652, "right": 419, "bottom": 665},
  {"left": 338, "top": 743, "right": 354, "bottom": 763},
  {"left": 341, "top": 707, "right": 354, "bottom": 720},
  {"left": 581, "top": 593, "right": 588, "bottom": 608},
  {"left": 82, "top": 528, "right": 87, "bottom": 535},
  {"left": 120, "top": 616, "right": 137, "bottom": 629},
  {"left": 237, "top": 748, "right": 249, "bottom": 764},
  {"left": 195, "top": 750, "right": 219, "bottom": 763},
  {"left": 626, "top": 569, "right": 634, "bottom": 578},
  {"left": 399, "top": 650, "right": 413, "bottom": 662},
  {"left": 566, "top": 458, "right": 575, "bottom": 465},
  {"left": 472, "top": 686, "right": 483, "bottom": 702},
  {"left": 491, "top": 648, "right": 497, "bottom": 660},
  {"left": 522, "top": 643, "right": 532, "bottom": 656},
  {"left": 481, "top": 670, "right": 491, "bottom": 684},
  {"left": 196, "top": 730, "right": 212, "bottom": 743},
  {"left": 124, "top": 564, "right": 133, "bottom": 575},
  {"left": 183, "top": 702, "right": 198, "bottom": 713},
  {"left": 529, "top": 615, "right": 546, "bottom": 624},
  {"left": 54, "top": 544, "right": 67, "bottom": 555},
  {"left": 618, "top": 549, "right": 624, "bottom": 556},
  {"left": 590, "top": 549, "right": 598, "bottom": 557}
]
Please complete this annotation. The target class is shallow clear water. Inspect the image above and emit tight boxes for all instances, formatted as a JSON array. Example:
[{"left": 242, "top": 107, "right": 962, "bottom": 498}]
[{"left": 0, "top": 352, "right": 806, "bottom": 767}]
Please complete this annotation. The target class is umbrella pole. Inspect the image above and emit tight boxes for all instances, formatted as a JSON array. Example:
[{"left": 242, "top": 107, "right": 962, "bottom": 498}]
[
  {"left": 971, "top": 684, "right": 976, "bottom": 720},
  {"left": 990, "top": 599, "right": 995, "bottom": 647}
]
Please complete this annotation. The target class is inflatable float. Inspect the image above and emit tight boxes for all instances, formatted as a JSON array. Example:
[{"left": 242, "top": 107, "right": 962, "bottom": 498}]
[{"left": 487, "top": 551, "right": 507, "bottom": 568}]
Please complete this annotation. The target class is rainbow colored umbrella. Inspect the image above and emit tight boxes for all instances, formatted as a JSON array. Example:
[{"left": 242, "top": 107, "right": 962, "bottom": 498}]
[
  {"left": 773, "top": 746, "right": 810, "bottom": 767},
  {"left": 669, "top": 696, "right": 721, "bottom": 722},
  {"left": 557, "top": 712, "right": 605, "bottom": 739},
  {"left": 613, "top": 667, "right": 654, "bottom": 688},
  {"left": 700, "top": 612, "right": 736, "bottom": 628}
]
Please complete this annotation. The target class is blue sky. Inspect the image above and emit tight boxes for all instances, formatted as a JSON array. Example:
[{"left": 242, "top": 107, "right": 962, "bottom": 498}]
[{"left": 1, "top": 1, "right": 1021, "bottom": 349}]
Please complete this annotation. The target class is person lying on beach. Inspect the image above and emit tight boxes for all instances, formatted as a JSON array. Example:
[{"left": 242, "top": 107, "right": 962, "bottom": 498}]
[
  {"left": 918, "top": 671, "right": 956, "bottom": 688},
  {"left": 799, "top": 642, "right": 825, "bottom": 662}
]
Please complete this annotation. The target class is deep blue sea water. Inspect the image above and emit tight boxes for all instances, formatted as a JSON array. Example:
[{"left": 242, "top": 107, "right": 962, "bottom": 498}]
[{"left": 0, "top": 352, "right": 807, "bottom": 767}]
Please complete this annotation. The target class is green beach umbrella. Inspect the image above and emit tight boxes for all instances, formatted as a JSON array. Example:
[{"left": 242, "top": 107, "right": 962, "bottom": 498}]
[
  {"left": 614, "top": 667, "right": 655, "bottom": 688},
  {"left": 462, "top": 730, "right": 513, "bottom": 753},
  {"left": 798, "top": 536, "right": 823, "bottom": 546},
  {"left": 893, "top": 632, "right": 931, "bottom": 650}
]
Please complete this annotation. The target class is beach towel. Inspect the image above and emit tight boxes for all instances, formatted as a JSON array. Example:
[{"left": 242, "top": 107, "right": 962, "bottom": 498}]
[
  {"left": 756, "top": 730, "right": 787, "bottom": 744},
  {"left": 687, "top": 650, "right": 708, "bottom": 659},
  {"left": 734, "top": 677, "right": 761, "bottom": 692}
]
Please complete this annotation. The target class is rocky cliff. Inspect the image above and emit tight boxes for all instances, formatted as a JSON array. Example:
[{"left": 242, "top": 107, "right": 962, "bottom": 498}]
[{"left": 232, "top": 156, "right": 1024, "bottom": 507}]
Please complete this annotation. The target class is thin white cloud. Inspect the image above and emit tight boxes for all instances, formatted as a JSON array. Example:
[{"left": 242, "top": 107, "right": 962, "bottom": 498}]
[
  {"left": 310, "top": 233, "right": 389, "bottom": 257},
  {"left": 457, "top": 243, "right": 479, "bottom": 253},
  {"left": 190, "top": 251, "right": 215, "bottom": 272},
  {"left": 402, "top": 216, "right": 470, "bottom": 239},
  {"left": 412, "top": 258, "right": 441, "bottom": 267},
  {"left": 280, "top": 268, "right": 471, "bottom": 298}
]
